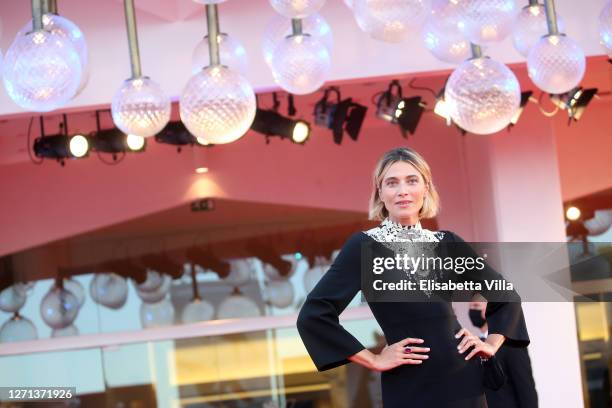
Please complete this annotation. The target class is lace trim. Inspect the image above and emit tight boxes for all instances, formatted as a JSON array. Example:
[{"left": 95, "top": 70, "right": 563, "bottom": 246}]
[{"left": 364, "top": 218, "right": 445, "bottom": 243}]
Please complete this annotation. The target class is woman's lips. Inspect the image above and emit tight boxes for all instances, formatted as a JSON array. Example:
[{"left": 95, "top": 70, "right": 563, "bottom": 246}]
[{"left": 396, "top": 200, "right": 413, "bottom": 207}]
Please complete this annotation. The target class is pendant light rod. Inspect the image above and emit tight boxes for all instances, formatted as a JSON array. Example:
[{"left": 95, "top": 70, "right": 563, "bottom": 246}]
[
  {"left": 291, "top": 18, "right": 303, "bottom": 36},
  {"left": 528, "top": 0, "right": 538, "bottom": 6},
  {"left": 543, "top": 0, "right": 559, "bottom": 35},
  {"left": 190, "top": 265, "right": 201, "bottom": 301},
  {"left": 32, "top": 0, "right": 43, "bottom": 31},
  {"left": 206, "top": 4, "right": 221, "bottom": 67},
  {"left": 470, "top": 43, "right": 483, "bottom": 59},
  {"left": 48, "top": 0, "right": 58, "bottom": 14},
  {"left": 123, "top": 0, "right": 143, "bottom": 79}
]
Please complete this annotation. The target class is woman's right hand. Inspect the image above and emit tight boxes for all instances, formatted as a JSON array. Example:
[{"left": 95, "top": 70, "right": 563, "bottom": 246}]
[{"left": 373, "top": 337, "right": 430, "bottom": 372}]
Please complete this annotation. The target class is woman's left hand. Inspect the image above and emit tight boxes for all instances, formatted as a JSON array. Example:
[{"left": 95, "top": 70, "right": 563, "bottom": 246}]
[{"left": 455, "top": 328, "right": 497, "bottom": 361}]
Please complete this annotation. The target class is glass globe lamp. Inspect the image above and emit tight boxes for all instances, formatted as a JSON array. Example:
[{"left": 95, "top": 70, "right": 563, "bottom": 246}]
[
  {"left": 353, "top": 0, "right": 431, "bottom": 42},
  {"left": 457, "top": 0, "right": 518, "bottom": 44},
  {"left": 134, "top": 273, "right": 172, "bottom": 304},
  {"left": 140, "top": 299, "right": 175, "bottom": 328},
  {"left": 262, "top": 13, "right": 333, "bottom": 67},
  {"left": 422, "top": 17, "right": 470, "bottom": 64},
  {"left": 224, "top": 259, "right": 253, "bottom": 286},
  {"left": 181, "top": 298, "right": 215, "bottom": 324},
  {"left": 180, "top": 65, "right": 256, "bottom": 144},
  {"left": 192, "top": 33, "right": 248, "bottom": 76},
  {"left": 513, "top": 4, "right": 565, "bottom": 57},
  {"left": 90, "top": 273, "right": 128, "bottom": 309},
  {"left": 3, "top": 30, "right": 81, "bottom": 112},
  {"left": 217, "top": 293, "right": 261, "bottom": 319},
  {"left": 270, "top": 34, "right": 331, "bottom": 95},
  {"left": 17, "top": 14, "right": 89, "bottom": 95},
  {"left": 444, "top": 57, "right": 521, "bottom": 134},
  {"left": 0, "top": 285, "right": 27, "bottom": 313},
  {"left": 63, "top": 278, "right": 85, "bottom": 308},
  {"left": 265, "top": 280, "right": 295, "bottom": 308},
  {"left": 40, "top": 285, "right": 80, "bottom": 329},
  {"left": 599, "top": 0, "right": 612, "bottom": 57},
  {"left": 527, "top": 34, "right": 585, "bottom": 94},
  {"left": 51, "top": 324, "right": 79, "bottom": 338},
  {"left": 269, "top": 0, "right": 326, "bottom": 19},
  {"left": 111, "top": 77, "right": 171, "bottom": 138},
  {"left": 0, "top": 314, "right": 38, "bottom": 343}
]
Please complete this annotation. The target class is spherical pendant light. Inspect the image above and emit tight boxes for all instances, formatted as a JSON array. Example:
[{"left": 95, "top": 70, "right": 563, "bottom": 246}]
[
  {"left": 0, "top": 314, "right": 38, "bottom": 343},
  {"left": 269, "top": 0, "right": 326, "bottom": 19},
  {"left": 51, "top": 324, "right": 79, "bottom": 338},
  {"left": 457, "top": 0, "right": 518, "bottom": 44},
  {"left": 0, "top": 285, "right": 27, "bottom": 313},
  {"left": 90, "top": 273, "right": 128, "bottom": 309},
  {"left": 63, "top": 278, "right": 85, "bottom": 309},
  {"left": 134, "top": 273, "right": 172, "bottom": 304},
  {"left": 192, "top": 33, "right": 248, "bottom": 75},
  {"left": 513, "top": 4, "right": 565, "bottom": 57},
  {"left": 3, "top": 30, "right": 81, "bottom": 111},
  {"left": 353, "top": 0, "right": 431, "bottom": 43},
  {"left": 599, "top": 0, "right": 612, "bottom": 57},
  {"left": 224, "top": 259, "right": 253, "bottom": 286},
  {"left": 445, "top": 56, "right": 520, "bottom": 134},
  {"left": 422, "top": 17, "right": 470, "bottom": 63},
  {"left": 111, "top": 77, "right": 171, "bottom": 138},
  {"left": 270, "top": 34, "right": 331, "bottom": 95},
  {"left": 40, "top": 285, "right": 80, "bottom": 329},
  {"left": 17, "top": 13, "right": 89, "bottom": 95},
  {"left": 262, "top": 13, "right": 333, "bottom": 67},
  {"left": 180, "top": 65, "right": 256, "bottom": 144},
  {"left": 265, "top": 280, "right": 295, "bottom": 308},
  {"left": 527, "top": 34, "right": 585, "bottom": 94},
  {"left": 140, "top": 299, "right": 175, "bottom": 328},
  {"left": 217, "top": 292, "right": 261, "bottom": 319},
  {"left": 181, "top": 298, "right": 215, "bottom": 324}
]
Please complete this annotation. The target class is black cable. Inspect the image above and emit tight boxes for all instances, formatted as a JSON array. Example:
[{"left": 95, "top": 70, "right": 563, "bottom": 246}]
[
  {"left": 96, "top": 149, "right": 126, "bottom": 165},
  {"left": 26, "top": 117, "right": 44, "bottom": 165}
]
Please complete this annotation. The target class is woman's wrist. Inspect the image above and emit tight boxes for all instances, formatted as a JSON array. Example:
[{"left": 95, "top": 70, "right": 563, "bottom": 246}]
[
  {"left": 349, "top": 348, "right": 380, "bottom": 371},
  {"left": 484, "top": 333, "right": 505, "bottom": 354}
]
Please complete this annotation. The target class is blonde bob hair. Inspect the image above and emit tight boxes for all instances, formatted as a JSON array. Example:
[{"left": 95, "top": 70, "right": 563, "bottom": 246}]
[{"left": 368, "top": 147, "right": 440, "bottom": 221}]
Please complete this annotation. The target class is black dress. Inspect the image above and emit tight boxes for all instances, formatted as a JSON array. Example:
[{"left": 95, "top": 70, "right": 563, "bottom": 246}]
[{"left": 296, "top": 220, "right": 530, "bottom": 408}]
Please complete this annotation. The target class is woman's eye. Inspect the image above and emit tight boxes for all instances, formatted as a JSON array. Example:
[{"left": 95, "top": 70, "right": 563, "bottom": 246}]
[
  {"left": 387, "top": 181, "right": 397, "bottom": 186},
  {"left": 409, "top": 179, "right": 418, "bottom": 184}
]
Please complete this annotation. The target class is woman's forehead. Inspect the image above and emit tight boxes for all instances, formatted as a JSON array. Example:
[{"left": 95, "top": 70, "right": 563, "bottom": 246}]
[{"left": 383, "top": 161, "right": 420, "bottom": 178}]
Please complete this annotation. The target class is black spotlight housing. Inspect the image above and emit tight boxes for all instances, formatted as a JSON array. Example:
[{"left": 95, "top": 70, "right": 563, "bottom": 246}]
[
  {"left": 508, "top": 90, "right": 534, "bottom": 127},
  {"left": 314, "top": 87, "right": 367, "bottom": 145},
  {"left": 376, "top": 80, "right": 424, "bottom": 137},
  {"left": 91, "top": 128, "right": 146, "bottom": 153},
  {"left": 155, "top": 121, "right": 199, "bottom": 146},
  {"left": 33, "top": 134, "right": 89, "bottom": 160},
  {"left": 551, "top": 87, "right": 598, "bottom": 122},
  {"left": 251, "top": 108, "right": 311, "bottom": 144}
]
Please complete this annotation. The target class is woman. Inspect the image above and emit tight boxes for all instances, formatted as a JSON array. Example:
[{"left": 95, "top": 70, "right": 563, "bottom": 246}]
[{"left": 296, "top": 147, "right": 530, "bottom": 407}]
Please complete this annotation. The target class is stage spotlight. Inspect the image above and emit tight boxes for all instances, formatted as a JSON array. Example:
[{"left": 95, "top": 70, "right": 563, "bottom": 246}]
[
  {"left": 90, "top": 128, "right": 146, "bottom": 154},
  {"left": 551, "top": 87, "right": 598, "bottom": 122},
  {"left": 34, "top": 133, "right": 90, "bottom": 161},
  {"left": 314, "top": 88, "right": 367, "bottom": 145},
  {"left": 376, "top": 80, "right": 424, "bottom": 136},
  {"left": 566, "top": 206, "right": 581, "bottom": 221},
  {"left": 251, "top": 108, "right": 311, "bottom": 144},
  {"left": 155, "top": 121, "right": 200, "bottom": 147},
  {"left": 509, "top": 91, "right": 534, "bottom": 127},
  {"left": 433, "top": 87, "right": 452, "bottom": 126}
]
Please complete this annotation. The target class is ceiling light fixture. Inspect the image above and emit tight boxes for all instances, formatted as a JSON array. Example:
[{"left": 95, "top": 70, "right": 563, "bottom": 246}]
[
  {"left": 550, "top": 87, "right": 598, "bottom": 122},
  {"left": 314, "top": 87, "right": 367, "bottom": 144},
  {"left": 376, "top": 80, "right": 425, "bottom": 137},
  {"left": 33, "top": 115, "right": 90, "bottom": 165},
  {"left": 251, "top": 108, "right": 311, "bottom": 144}
]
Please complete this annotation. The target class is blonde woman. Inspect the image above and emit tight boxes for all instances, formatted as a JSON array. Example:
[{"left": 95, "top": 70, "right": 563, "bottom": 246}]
[{"left": 296, "top": 147, "right": 530, "bottom": 408}]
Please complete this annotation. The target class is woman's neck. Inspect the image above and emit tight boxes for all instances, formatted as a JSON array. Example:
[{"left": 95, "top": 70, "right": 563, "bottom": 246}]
[{"left": 388, "top": 215, "right": 419, "bottom": 227}]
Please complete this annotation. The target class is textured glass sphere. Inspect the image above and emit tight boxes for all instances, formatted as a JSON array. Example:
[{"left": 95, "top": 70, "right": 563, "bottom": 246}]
[
  {"left": 63, "top": 278, "right": 85, "bottom": 308},
  {"left": 457, "top": 0, "right": 518, "bottom": 44},
  {"left": 262, "top": 13, "right": 333, "bottom": 67},
  {"left": 224, "top": 259, "right": 253, "bottom": 286},
  {"left": 0, "top": 285, "right": 27, "bottom": 313},
  {"left": 445, "top": 57, "right": 520, "bottom": 135},
  {"left": 192, "top": 33, "right": 248, "bottom": 76},
  {"left": 181, "top": 298, "right": 215, "bottom": 324},
  {"left": 18, "top": 14, "right": 89, "bottom": 95},
  {"left": 422, "top": 17, "right": 470, "bottom": 63},
  {"left": 269, "top": 0, "right": 326, "bottom": 19},
  {"left": 3, "top": 30, "right": 81, "bottom": 112},
  {"left": 271, "top": 34, "right": 331, "bottom": 95},
  {"left": 180, "top": 66, "right": 256, "bottom": 144},
  {"left": 263, "top": 258, "right": 299, "bottom": 281},
  {"left": 599, "top": 0, "right": 612, "bottom": 57},
  {"left": 527, "top": 34, "right": 585, "bottom": 94},
  {"left": 134, "top": 273, "right": 172, "bottom": 304},
  {"left": 90, "top": 273, "right": 128, "bottom": 309},
  {"left": 585, "top": 209, "right": 612, "bottom": 236},
  {"left": 192, "top": 0, "right": 227, "bottom": 3},
  {"left": 353, "top": 0, "right": 431, "bottom": 42},
  {"left": 140, "top": 299, "right": 175, "bottom": 328},
  {"left": 40, "top": 286, "right": 80, "bottom": 329},
  {"left": 513, "top": 4, "right": 565, "bottom": 57},
  {"left": 430, "top": 0, "right": 463, "bottom": 34},
  {"left": 265, "top": 280, "right": 295, "bottom": 308},
  {"left": 51, "top": 324, "right": 79, "bottom": 338},
  {"left": 112, "top": 77, "right": 171, "bottom": 138},
  {"left": 217, "top": 293, "right": 261, "bottom": 319},
  {"left": 0, "top": 314, "right": 38, "bottom": 343}
]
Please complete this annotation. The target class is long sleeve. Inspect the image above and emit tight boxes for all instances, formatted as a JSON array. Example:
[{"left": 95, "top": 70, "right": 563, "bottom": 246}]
[
  {"left": 296, "top": 232, "right": 367, "bottom": 371},
  {"left": 448, "top": 231, "right": 530, "bottom": 348}
]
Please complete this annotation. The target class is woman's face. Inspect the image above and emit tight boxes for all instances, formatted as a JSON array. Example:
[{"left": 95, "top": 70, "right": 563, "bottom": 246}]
[{"left": 379, "top": 161, "right": 428, "bottom": 224}]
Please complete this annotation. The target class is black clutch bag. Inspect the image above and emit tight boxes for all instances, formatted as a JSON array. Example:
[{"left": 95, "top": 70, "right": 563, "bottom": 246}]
[{"left": 481, "top": 355, "right": 506, "bottom": 390}]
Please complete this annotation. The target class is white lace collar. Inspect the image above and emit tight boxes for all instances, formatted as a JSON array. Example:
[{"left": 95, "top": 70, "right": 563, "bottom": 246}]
[{"left": 365, "top": 218, "right": 445, "bottom": 242}]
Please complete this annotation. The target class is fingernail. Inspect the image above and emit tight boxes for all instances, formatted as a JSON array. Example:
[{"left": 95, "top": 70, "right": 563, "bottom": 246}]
[
  {"left": 457, "top": 345, "right": 460, "bottom": 349},
  {"left": 424, "top": 356, "right": 429, "bottom": 359},
  {"left": 425, "top": 348, "right": 430, "bottom": 351}
]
